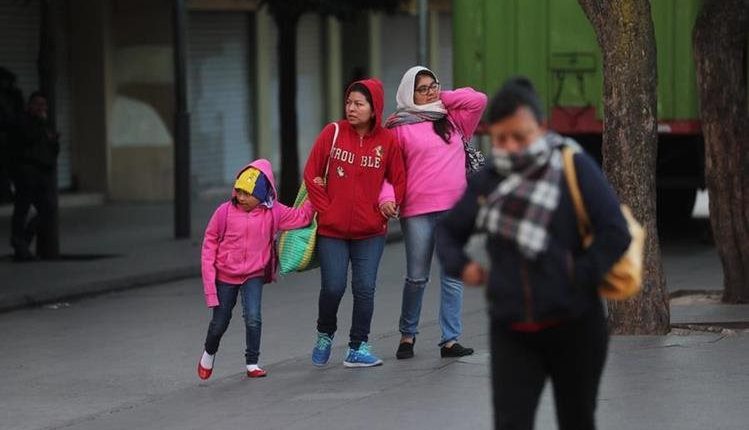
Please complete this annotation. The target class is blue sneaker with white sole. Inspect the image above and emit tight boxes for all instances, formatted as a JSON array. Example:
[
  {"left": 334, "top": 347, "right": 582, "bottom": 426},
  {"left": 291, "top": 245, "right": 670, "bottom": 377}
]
[
  {"left": 312, "top": 332, "right": 333, "bottom": 367},
  {"left": 343, "top": 342, "right": 383, "bottom": 368}
]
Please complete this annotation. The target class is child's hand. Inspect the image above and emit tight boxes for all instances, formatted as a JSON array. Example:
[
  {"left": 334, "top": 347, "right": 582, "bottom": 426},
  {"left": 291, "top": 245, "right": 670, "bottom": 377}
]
[
  {"left": 461, "top": 261, "right": 486, "bottom": 286},
  {"left": 379, "top": 201, "right": 398, "bottom": 219},
  {"left": 313, "top": 177, "right": 325, "bottom": 187}
]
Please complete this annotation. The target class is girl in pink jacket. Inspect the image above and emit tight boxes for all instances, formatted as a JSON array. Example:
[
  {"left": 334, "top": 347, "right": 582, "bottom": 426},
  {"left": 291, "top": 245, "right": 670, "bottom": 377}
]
[{"left": 197, "top": 159, "right": 314, "bottom": 379}]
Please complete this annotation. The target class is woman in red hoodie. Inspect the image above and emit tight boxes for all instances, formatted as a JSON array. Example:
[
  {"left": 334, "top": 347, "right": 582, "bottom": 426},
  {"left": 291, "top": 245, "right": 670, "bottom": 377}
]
[{"left": 304, "top": 78, "right": 406, "bottom": 368}]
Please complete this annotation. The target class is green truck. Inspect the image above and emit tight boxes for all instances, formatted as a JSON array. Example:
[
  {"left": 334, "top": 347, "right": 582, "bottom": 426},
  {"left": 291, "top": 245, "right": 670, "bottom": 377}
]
[{"left": 453, "top": 0, "right": 705, "bottom": 222}]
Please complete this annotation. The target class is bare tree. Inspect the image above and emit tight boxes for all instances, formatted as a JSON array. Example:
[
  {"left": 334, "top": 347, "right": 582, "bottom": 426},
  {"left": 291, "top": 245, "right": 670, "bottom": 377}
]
[
  {"left": 577, "top": 0, "right": 669, "bottom": 334},
  {"left": 693, "top": 0, "right": 749, "bottom": 303}
]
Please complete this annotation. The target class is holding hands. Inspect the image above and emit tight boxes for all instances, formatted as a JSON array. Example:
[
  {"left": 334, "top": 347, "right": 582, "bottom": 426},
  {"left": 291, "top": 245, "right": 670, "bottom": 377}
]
[{"left": 379, "top": 201, "right": 399, "bottom": 219}]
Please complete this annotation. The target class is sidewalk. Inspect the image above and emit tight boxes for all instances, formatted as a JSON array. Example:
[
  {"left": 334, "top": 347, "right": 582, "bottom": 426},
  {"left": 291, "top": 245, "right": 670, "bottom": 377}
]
[{"left": 0, "top": 193, "right": 403, "bottom": 313}]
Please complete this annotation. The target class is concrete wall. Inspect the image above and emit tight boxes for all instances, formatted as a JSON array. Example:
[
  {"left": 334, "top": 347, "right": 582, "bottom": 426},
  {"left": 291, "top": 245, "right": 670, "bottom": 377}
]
[
  {"left": 108, "top": 0, "right": 175, "bottom": 201},
  {"left": 69, "top": 0, "right": 112, "bottom": 193}
]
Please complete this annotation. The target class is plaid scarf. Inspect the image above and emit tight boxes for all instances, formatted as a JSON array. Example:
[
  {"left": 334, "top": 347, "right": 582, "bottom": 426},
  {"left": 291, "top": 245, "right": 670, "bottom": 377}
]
[
  {"left": 385, "top": 109, "right": 445, "bottom": 129},
  {"left": 476, "top": 133, "right": 571, "bottom": 259}
]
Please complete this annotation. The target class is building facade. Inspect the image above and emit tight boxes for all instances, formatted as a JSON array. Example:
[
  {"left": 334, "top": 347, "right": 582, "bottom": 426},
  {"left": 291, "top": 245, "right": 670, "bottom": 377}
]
[{"left": 0, "top": 0, "right": 453, "bottom": 201}]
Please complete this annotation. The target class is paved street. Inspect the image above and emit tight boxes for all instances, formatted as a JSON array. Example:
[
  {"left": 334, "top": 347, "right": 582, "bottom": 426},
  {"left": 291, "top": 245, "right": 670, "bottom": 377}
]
[{"left": 2, "top": 233, "right": 749, "bottom": 430}]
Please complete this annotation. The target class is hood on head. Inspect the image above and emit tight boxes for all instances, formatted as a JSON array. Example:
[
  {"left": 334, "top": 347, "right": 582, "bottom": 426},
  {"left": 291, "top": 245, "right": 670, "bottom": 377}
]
[
  {"left": 345, "top": 78, "right": 385, "bottom": 132},
  {"left": 231, "top": 159, "right": 277, "bottom": 204}
]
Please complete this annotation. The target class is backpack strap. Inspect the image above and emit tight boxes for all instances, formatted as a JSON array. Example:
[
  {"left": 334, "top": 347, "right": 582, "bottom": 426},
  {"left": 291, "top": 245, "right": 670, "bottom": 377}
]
[
  {"left": 264, "top": 203, "right": 282, "bottom": 283},
  {"left": 216, "top": 201, "right": 232, "bottom": 242},
  {"left": 270, "top": 203, "right": 281, "bottom": 236},
  {"left": 561, "top": 147, "right": 592, "bottom": 246}
]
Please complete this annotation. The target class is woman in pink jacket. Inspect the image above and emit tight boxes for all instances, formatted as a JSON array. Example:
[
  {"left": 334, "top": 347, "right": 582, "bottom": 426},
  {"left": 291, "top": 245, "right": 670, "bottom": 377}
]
[
  {"left": 197, "top": 159, "right": 314, "bottom": 380},
  {"left": 385, "top": 66, "right": 487, "bottom": 360}
]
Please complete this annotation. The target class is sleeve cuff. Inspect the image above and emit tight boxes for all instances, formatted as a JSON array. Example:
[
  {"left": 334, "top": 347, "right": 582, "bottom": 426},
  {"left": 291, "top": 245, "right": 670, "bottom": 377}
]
[{"left": 205, "top": 294, "right": 219, "bottom": 308}]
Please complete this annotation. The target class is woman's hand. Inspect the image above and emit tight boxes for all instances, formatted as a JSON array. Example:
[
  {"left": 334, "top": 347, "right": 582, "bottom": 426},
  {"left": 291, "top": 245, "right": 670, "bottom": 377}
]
[
  {"left": 462, "top": 261, "right": 487, "bottom": 286},
  {"left": 379, "top": 201, "right": 399, "bottom": 219},
  {"left": 313, "top": 176, "right": 325, "bottom": 187}
]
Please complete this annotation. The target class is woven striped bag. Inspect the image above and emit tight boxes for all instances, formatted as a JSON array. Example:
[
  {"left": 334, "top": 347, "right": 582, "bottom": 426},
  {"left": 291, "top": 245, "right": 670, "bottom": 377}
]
[
  {"left": 278, "top": 182, "right": 320, "bottom": 274},
  {"left": 277, "top": 122, "right": 339, "bottom": 274}
]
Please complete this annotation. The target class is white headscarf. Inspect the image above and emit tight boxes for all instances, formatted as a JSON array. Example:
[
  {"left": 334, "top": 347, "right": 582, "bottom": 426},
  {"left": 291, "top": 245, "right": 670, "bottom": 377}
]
[{"left": 395, "top": 66, "right": 448, "bottom": 114}]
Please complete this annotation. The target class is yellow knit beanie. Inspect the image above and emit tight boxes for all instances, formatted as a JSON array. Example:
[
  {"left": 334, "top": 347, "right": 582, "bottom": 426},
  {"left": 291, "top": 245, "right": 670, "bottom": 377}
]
[{"left": 234, "top": 167, "right": 261, "bottom": 195}]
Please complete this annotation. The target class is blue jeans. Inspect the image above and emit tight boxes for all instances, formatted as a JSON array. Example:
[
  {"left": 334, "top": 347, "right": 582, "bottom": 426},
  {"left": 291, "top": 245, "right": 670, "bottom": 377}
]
[
  {"left": 204, "top": 277, "right": 264, "bottom": 365},
  {"left": 316, "top": 235, "right": 386, "bottom": 349},
  {"left": 399, "top": 212, "right": 464, "bottom": 345}
]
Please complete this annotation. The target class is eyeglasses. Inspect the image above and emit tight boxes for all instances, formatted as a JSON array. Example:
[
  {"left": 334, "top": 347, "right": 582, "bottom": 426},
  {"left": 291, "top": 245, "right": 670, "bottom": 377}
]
[{"left": 415, "top": 81, "right": 440, "bottom": 95}]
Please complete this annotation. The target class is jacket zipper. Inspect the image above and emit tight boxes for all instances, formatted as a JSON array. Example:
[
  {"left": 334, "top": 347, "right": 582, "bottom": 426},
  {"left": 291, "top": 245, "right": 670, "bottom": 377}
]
[
  {"left": 521, "top": 261, "right": 535, "bottom": 323},
  {"left": 243, "top": 211, "right": 249, "bottom": 267},
  {"left": 345, "top": 133, "right": 363, "bottom": 237}
]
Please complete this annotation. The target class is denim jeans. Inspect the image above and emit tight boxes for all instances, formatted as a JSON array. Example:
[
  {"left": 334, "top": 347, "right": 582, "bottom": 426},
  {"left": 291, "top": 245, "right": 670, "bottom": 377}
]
[
  {"left": 316, "top": 235, "right": 386, "bottom": 349},
  {"left": 204, "top": 277, "right": 264, "bottom": 365},
  {"left": 399, "top": 211, "right": 464, "bottom": 345}
]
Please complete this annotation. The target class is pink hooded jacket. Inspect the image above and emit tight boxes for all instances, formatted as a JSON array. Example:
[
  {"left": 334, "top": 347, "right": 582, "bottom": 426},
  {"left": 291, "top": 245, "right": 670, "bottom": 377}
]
[{"left": 201, "top": 159, "right": 314, "bottom": 307}]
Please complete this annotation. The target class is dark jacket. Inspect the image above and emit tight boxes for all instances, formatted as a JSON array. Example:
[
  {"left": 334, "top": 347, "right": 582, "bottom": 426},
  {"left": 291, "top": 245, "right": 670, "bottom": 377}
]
[
  {"left": 13, "top": 113, "right": 59, "bottom": 170},
  {"left": 436, "top": 148, "right": 631, "bottom": 324}
]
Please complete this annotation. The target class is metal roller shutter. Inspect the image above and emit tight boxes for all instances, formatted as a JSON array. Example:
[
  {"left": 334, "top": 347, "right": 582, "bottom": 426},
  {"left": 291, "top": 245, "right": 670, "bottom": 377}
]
[
  {"left": 188, "top": 11, "right": 253, "bottom": 190},
  {"left": 438, "top": 12, "right": 453, "bottom": 90},
  {"left": 0, "top": 0, "right": 72, "bottom": 189},
  {"left": 0, "top": 1, "right": 39, "bottom": 100},
  {"left": 53, "top": 0, "right": 73, "bottom": 189},
  {"left": 294, "top": 13, "right": 324, "bottom": 171},
  {"left": 380, "top": 13, "right": 419, "bottom": 116}
]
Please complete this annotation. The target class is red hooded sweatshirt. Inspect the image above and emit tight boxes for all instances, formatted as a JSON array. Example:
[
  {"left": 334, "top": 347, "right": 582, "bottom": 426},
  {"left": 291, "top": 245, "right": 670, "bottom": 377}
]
[{"left": 303, "top": 78, "right": 406, "bottom": 240}]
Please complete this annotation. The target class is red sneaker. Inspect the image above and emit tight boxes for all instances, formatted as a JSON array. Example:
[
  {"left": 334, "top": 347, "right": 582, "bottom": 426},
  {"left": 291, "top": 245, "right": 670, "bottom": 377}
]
[
  {"left": 197, "top": 361, "right": 213, "bottom": 380},
  {"left": 247, "top": 368, "right": 267, "bottom": 378}
]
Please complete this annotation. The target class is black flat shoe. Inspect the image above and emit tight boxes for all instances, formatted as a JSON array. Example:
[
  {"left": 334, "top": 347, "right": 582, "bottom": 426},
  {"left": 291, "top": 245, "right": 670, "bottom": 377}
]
[
  {"left": 396, "top": 338, "right": 415, "bottom": 360},
  {"left": 440, "top": 343, "right": 474, "bottom": 358}
]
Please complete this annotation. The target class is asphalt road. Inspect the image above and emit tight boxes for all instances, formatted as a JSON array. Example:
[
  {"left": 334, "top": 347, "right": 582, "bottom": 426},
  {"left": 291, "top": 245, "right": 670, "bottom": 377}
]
[{"left": 3, "top": 220, "right": 748, "bottom": 430}]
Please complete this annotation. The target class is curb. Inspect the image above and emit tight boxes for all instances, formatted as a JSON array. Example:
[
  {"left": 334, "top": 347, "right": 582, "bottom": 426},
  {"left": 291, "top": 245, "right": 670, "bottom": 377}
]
[
  {"left": 0, "top": 192, "right": 105, "bottom": 217},
  {"left": 669, "top": 289, "right": 722, "bottom": 299},
  {"left": 1, "top": 230, "right": 404, "bottom": 314},
  {"left": 0, "top": 266, "right": 201, "bottom": 314}
]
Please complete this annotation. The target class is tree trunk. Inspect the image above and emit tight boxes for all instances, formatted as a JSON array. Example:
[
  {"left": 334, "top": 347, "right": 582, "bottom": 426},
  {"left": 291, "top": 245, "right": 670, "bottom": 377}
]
[
  {"left": 275, "top": 13, "right": 301, "bottom": 205},
  {"left": 578, "top": 0, "right": 669, "bottom": 334},
  {"left": 694, "top": 0, "right": 749, "bottom": 303}
]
